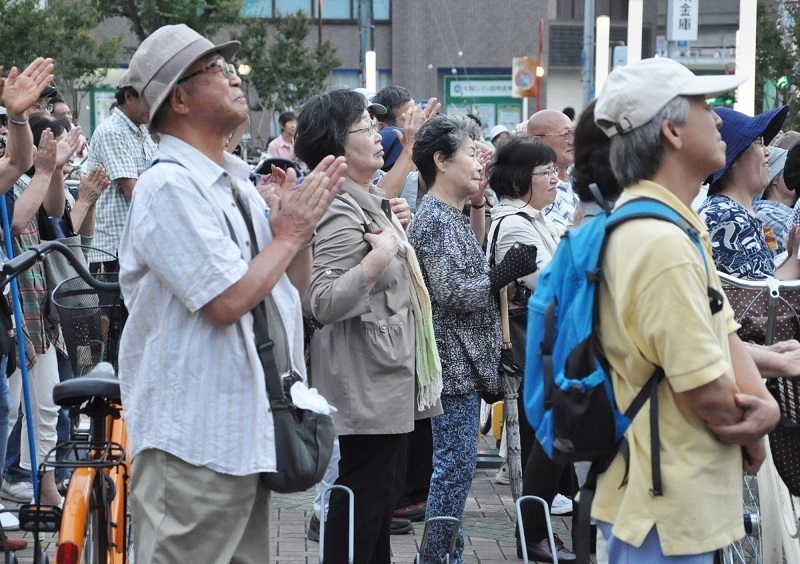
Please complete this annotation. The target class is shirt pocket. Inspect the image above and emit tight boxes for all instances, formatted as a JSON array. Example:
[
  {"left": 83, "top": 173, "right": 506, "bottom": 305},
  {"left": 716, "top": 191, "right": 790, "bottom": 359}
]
[{"left": 360, "top": 311, "right": 412, "bottom": 378}]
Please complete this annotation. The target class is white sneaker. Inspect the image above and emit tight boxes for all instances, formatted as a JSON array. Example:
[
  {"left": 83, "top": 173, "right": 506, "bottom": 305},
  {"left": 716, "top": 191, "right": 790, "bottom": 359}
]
[
  {"left": 550, "top": 493, "right": 573, "bottom": 515},
  {"left": 495, "top": 462, "right": 510, "bottom": 485},
  {"left": 0, "top": 504, "right": 19, "bottom": 531},
  {"left": 0, "top": 481, "right": 33, "bottom": 504}
]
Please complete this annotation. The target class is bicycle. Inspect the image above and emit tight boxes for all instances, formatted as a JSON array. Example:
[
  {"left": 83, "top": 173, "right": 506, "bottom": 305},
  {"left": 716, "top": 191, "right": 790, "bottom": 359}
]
[
  {"left": 0, "top": 240, "right": 130, "bottom": 564},
  {"left": 717, "top": 272, "right": 800, "bottom": 564}
]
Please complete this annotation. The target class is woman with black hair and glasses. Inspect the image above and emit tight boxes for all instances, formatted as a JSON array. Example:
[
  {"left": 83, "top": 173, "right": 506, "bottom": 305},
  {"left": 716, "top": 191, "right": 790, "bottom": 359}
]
[
  {"left": 294, "top": 88, "right": 441, "bottom": 564},
  {"left": 484, "top": 137, "right": 578, "bottom": 563}
]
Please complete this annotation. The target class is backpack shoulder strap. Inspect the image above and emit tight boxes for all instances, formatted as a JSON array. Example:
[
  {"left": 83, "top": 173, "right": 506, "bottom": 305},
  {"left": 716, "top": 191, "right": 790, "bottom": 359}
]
[{"left": 608, "top": 198, "right": 724, "bottom": 314}]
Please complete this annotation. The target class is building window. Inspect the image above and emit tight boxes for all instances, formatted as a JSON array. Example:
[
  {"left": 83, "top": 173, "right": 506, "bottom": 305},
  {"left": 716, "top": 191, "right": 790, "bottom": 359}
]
[
  {"left": 319, "top": 0, "right": 351, "bottom": 19},
  {"left": 276, "top": 0, "right": 311, "bottom": 16},
  {"left": 373, "top": 0, "right": 389, "bottom": 20},
  {"left": 242, "top": 0, "right": 388, "bottom": 20},
  {"left": 549, "top": 24, "right": 651, "bottom": 67},
  {"left": 242, "top": 0, "right": 273, "bottom": 17}
]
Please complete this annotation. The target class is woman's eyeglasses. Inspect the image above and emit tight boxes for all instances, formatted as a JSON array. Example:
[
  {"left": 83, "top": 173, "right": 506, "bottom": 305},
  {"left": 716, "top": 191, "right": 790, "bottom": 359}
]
[
  {"left": 349, "top": 117, "right": 380, "bottom": 136},
  {"left": 532, "top": 167, "right": 559, "bottom": 178}
]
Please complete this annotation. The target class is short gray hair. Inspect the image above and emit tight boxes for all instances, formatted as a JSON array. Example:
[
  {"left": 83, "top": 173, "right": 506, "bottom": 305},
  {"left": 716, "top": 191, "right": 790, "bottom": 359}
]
[
  {"left": 609, "top": 96, "right": 690, "bottom": 188},
  {"left": 412, "top": 114, "right": 474, "bottom": 188}
]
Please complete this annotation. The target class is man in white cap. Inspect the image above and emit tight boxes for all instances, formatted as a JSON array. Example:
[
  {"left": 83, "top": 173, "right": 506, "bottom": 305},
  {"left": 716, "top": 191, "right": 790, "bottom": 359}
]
[
  {"left": 590, "top": 57, "right": 779, "bottom": 562},
  {"left": 117, "top": 24, "right": 347, "bottom": 561},
  {"left": 489, "top": 124, "right": 510, "bottom": 148}
]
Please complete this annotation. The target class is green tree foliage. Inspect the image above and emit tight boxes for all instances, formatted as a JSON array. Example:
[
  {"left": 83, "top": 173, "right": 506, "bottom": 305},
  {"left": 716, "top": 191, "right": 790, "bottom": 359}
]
[
  {"left": 93, "top": 0, "right": 245, "bottom": 42},
  {"left": 0, "top": 0, "right": 123, "bottom": 118},
  {"left": 235, "top": 11, "right": 340, "bottom": 144},
  {"left": 755, "top": 0, "right": 800, "bottom": 128}
]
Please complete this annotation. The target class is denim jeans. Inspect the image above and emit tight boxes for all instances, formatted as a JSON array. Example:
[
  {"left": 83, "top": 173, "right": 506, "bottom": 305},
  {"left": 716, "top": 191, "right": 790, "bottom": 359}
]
[{"left": 423, "top": 393, "right": 480, "bottom": 564}]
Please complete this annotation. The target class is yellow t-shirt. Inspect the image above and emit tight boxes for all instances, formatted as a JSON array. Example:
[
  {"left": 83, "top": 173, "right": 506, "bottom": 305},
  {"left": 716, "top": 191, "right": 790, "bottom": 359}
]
[{"left": 591, "top": 180, "right": 744, "bottom": 555}]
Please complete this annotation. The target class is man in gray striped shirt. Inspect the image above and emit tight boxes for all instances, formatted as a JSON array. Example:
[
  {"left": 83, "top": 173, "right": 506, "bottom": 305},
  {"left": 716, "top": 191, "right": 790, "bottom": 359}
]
[{"left": 117, "top": 25, "right": 346, "bottom": 562}]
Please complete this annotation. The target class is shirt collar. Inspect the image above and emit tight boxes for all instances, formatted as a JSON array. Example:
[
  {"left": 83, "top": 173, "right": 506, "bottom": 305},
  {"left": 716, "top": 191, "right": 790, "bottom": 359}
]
[
  {"left": 156, "top": 134, "right": 251, "bottom": 186},
  {"left": 113, "top": 108, "right": 148, "bottom": 138},
  {"left": 341, "top": 178, "right": 391, "bottom": 219},
  {"left": 619, "top": 180, "right": 708, "bottom": 234}
]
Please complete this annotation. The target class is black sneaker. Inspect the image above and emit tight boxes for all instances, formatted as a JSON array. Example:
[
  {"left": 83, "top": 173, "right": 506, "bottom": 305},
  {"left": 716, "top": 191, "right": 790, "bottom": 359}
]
[
  {"left": 390, "top": 517, "right": 413, "bottom": 535},
  {"left": 307, "top": 514, "right": 320, "bottom": 542}
]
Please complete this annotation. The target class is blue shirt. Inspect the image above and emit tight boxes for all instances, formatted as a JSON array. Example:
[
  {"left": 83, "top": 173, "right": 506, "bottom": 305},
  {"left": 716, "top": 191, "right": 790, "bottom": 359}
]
[{"left": 754, "top": 198, "right": 791, "bottom": 255}]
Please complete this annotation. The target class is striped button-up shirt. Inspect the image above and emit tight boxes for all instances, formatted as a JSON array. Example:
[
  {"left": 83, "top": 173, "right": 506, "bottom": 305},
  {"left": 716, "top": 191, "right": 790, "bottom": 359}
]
[
  {"left": 86, "top": 109, "right": 157, "bottom": 263},
  {"left": 118, "top": 134, "right": 306, "bottom": 475}
]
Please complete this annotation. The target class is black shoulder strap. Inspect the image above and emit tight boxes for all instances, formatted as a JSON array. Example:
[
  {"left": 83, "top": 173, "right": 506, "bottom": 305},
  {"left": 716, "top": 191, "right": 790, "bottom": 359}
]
[
  {"left": 229, "top": 189, "right": 289, "bottom": 406},
  {"left": 487, "top": 211, "right": 528, "bottom": 267},
  {"left": 151, "top": 155, "right": 289, "bottom": 405}
]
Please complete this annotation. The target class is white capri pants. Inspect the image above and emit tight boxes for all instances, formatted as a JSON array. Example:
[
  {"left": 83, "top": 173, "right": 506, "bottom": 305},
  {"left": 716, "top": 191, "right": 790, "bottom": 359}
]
[{"left": 8, "top": 342, "right": 60, "bottom": 472}]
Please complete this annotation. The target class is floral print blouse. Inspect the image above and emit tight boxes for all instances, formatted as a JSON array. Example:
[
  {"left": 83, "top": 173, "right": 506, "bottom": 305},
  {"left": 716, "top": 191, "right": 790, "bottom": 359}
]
[
  {"left": 699, "top": 194, "right": 775, "bottom": 280},
  {"left": 408, "top": 195, "right": 501, "bottom": 396}
]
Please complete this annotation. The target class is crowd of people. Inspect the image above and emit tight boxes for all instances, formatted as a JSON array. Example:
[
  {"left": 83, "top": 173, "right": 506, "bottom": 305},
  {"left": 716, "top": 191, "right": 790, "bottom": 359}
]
[{"left": 0, "top": 23, "right": 797, "bottom": 564}]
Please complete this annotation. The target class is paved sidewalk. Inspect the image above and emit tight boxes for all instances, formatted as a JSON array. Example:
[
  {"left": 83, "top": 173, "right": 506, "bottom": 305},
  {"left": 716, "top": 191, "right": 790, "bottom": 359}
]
[
  {"left": 269, "top": 467, "right": 580, "bottom": 563},
  {"left": 8, "top": 467, "right": 582, "bottom": 563}
]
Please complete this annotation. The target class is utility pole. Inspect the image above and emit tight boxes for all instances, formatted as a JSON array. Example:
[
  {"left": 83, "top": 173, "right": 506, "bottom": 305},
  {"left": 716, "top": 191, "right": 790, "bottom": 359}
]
[
  {"left": 582, "top": 0, "right": 595, "bottom": 108},
  {"left": 359, "top": 0, "right": 373, "bottom": 85}
]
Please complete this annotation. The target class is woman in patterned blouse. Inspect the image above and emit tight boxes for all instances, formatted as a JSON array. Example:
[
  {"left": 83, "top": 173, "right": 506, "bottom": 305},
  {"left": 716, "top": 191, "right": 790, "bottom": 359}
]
[
  {"left": 699, "top": 106, "right": 800, "bottom": 280},
  {"left": 408, "top": 115, "right": 537, "bottom": 564}
]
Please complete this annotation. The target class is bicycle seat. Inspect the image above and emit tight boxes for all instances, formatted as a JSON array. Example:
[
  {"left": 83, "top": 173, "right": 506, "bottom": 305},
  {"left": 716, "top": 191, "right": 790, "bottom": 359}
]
[{"left": 53, "top": 363, "right": 120, "bottom": 408}]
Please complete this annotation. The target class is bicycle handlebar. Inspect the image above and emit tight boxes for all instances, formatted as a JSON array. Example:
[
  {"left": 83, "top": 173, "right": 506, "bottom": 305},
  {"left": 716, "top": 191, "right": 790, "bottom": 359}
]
[
  {"left": 718, "top": 272, "right": 800, "bottom": 291},
  {"left": 1, "top": 241, "right": 119, "bottom": 291}
]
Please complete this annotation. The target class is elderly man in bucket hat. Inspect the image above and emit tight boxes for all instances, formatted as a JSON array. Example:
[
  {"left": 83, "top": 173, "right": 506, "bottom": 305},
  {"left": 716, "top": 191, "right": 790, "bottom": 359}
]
[
  {"left": 588, "top": 57, "right": 780, "bottom": 563},
  {"left": 117, "top": 24, "right": 347, "bottom": 562}
]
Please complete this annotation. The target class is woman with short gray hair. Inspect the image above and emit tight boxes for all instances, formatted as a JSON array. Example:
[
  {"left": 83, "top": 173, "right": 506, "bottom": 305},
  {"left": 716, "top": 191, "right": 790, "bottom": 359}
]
[{"left": 409, "top": 114, "right": 537, "bottom": 563}]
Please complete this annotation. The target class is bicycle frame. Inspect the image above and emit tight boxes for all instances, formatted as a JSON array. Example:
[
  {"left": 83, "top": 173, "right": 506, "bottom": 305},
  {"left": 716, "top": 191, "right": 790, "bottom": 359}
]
[
  {"left": 0, "top": 241, "right": 130, "bottom": 564},
  {"left": 54, "top": 409, "right": 130, "bottom": 564}
]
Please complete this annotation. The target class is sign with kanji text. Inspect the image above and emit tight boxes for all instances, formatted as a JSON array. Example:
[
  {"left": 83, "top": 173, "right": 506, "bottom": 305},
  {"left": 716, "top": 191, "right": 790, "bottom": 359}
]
[{"left": 667, "top": 0, "right": 698, "bottom": 41}]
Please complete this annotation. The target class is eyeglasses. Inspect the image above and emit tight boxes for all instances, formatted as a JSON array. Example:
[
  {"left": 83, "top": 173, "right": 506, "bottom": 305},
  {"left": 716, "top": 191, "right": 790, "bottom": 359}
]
[
  {"left": 532, "top": 167, "right": 559, "bottom": 178},
  {"left": 752, "top": 136, "right": 764, "bottom": 147},
  {"left": 537, "top": 129, "right": 574, "bottom": 140},
  {"left": 31, "top": 102, "right": 54, "bottom": 113},
  {"left": 178, "top": 59, "right": 237, "bottom": 84},
  {"left": 348, "top": 117, "right": 380, "bottom": 136}
]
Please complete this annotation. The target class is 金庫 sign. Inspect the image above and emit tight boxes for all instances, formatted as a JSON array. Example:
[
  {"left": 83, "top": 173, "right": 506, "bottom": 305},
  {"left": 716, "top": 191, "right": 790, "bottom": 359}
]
[{"left": 667, "top": 0, "right": 698, "bottom": 41}]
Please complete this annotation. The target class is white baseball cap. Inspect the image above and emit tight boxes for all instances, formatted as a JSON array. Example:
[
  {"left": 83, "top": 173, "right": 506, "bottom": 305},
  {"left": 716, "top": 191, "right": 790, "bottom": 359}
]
[
  {"left": 490, "top": 124, "right": 509, "bottom": 141},
  {"left": 595, "top": 57, "right": 746, "bottom": 137}
]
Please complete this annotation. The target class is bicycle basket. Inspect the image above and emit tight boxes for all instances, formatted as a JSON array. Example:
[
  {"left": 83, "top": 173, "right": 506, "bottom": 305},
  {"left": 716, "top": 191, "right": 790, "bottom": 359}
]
[{"left": 52, "top": 274, "right": 127, "bottom": 377}]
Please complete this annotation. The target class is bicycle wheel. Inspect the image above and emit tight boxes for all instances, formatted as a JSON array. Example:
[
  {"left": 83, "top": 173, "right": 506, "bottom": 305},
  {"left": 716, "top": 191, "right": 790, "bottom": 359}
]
[
  {"left": 720, "top": 473, "right": 763, "bottom": 564},
  {"left": 55, "top": 468, "right": 108, "bottom": 564},
  {"left": 82, "top": 478, "right": 108, "bottom": 564}
]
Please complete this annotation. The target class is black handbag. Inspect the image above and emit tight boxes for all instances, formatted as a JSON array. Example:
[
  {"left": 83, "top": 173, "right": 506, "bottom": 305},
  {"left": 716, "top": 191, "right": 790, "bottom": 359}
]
[{"left": 230, "top": 188, "right": 335, "bottom": 494}]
